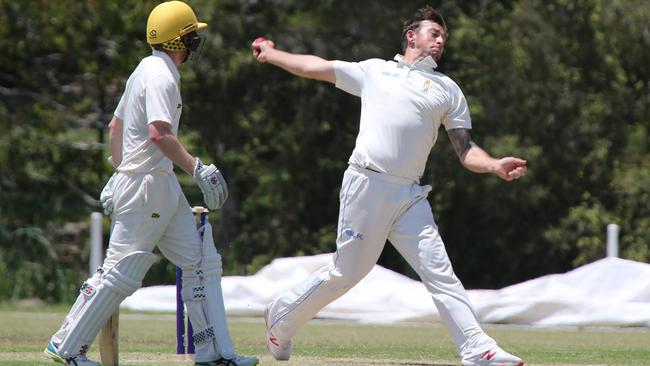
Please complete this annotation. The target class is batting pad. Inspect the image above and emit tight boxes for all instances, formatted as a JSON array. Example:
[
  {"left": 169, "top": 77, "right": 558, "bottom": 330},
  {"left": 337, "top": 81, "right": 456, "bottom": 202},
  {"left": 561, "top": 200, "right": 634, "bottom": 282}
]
[
  {"left": 181, "top": 222, "right": 235, "bottom": 361},
  {"left": 181, "top": 268, "right": 218, "bottom": 362},
  {"left": 57, "top": 251, "right": 157, "bottom": 358},
  {"left": 201, "top": 222, "right": 235, "bottom": 359},
  {"left": 50, "top": 270, "right": 103, "bottom": 345}
]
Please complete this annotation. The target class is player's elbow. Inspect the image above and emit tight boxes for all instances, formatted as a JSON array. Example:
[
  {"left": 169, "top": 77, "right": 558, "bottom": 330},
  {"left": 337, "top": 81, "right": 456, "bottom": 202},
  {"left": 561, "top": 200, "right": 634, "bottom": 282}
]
[
  {"left": 148, "top": 121, "right": 171, "bottom": 144},
  {"left": 149, "top": 134, "right": 163, "bottom": 146},
  {"left": 149, "top": 132, "right": 170, "bottom": 149},
  {"left": 148, "top": 130, "right": 163, "bottom": 144}
]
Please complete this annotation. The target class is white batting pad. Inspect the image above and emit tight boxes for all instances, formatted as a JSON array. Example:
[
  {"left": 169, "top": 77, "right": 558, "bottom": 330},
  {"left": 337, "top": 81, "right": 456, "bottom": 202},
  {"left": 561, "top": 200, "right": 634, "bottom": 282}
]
[
  {"left": 181, "top": 222, "right": 236, "bottom": 361},
  {"left": 51, "top": 270, "right": 103, "bottom": 345},
  {"left": 200, "top": 222, "right": 236, "bottom": 359},
  {"left": 181, "top": 267, "right": 218, "bottom": 362},
  {"left": 57, "top": 251, "right": 157, "bottom": 358}
]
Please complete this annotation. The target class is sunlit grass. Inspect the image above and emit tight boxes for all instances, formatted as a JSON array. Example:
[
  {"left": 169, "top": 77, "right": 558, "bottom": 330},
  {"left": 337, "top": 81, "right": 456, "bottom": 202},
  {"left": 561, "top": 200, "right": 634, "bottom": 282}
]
[{"left": 0, "top": 306, "right": 649, "bottom": 365}]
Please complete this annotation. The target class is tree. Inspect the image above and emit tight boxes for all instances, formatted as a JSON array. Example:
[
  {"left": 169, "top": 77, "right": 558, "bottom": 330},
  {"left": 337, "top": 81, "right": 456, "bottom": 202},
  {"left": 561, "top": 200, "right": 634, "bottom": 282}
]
[
  {"left": 0, "top": 0, "right": 150, "bottom": 301},
  {"left": 1, "top": 0, "right": 648, "bottom": 302}
]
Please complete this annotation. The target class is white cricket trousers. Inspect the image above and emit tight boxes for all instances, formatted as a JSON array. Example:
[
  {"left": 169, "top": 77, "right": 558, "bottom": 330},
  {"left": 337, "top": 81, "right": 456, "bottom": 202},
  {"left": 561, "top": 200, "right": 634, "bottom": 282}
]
[
  {"left": 105, "top": 171, "right": 202, "bottom": 270},
  {"left": 266, "top": 165, "right": 496, "bottom": 359}
]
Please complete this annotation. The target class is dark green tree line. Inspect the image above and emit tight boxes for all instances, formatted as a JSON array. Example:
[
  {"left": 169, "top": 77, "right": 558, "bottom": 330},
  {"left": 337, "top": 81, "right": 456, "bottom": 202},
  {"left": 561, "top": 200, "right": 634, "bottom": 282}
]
[{"left": 1, "top": 0, "right": 648, "bottom": 302}]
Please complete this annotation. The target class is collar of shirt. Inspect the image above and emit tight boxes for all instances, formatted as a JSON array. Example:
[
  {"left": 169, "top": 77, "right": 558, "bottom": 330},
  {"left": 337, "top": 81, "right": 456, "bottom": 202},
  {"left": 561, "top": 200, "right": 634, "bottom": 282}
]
[
  {"left": 393, "top": 54, "right": 438, "bottom": 72},
  {"left": 152, "top": 50, "right": 181, "bottom": 83}
]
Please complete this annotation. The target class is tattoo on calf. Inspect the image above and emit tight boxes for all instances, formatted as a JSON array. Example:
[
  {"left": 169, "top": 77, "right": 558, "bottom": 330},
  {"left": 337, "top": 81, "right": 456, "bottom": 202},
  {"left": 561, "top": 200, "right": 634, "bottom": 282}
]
[{"left": 448, "top": 129, "right": 476, "bottom": 159}]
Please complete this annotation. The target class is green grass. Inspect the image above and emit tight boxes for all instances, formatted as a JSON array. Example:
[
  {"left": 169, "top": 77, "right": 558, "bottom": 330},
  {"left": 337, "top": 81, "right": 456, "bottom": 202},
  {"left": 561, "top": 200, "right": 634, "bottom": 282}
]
[{"left": 0, "top": 307, "right": 649, "bottom": 365}]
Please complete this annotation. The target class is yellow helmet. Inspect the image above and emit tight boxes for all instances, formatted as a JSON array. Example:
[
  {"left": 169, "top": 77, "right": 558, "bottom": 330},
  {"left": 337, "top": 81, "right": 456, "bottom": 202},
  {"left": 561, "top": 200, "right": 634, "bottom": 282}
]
[{"left": 146, "top": 1, "right": 207, "bottom": 51}]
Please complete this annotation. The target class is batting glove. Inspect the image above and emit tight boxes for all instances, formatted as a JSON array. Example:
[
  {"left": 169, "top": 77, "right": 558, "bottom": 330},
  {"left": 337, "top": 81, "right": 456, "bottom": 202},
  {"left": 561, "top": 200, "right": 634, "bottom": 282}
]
[
  {"left": 100, "top": 173, "right": 116, "bottom": 216},
  {"left": 193, "top": 158, "right": 228, "bottom": 210}
]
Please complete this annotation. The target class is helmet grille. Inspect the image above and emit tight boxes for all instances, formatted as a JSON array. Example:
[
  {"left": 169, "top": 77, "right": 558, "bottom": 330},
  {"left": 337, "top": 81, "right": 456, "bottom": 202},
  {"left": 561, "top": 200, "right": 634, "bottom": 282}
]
[{"left": 161, "top": 37, "right": 186, "bottom": 51}]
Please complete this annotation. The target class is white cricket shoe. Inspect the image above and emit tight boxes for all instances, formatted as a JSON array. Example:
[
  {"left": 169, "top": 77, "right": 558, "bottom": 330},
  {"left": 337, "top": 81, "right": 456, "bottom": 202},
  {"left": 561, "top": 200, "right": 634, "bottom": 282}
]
[
  {"left": 462, "top": 345, "right": 524, "bottom": 366},
  {"left": 264, "top": 305, "right": 292, "bottom": 361},
  {"left": 44, "top": 341, "right": 101, "bottom": 366}
]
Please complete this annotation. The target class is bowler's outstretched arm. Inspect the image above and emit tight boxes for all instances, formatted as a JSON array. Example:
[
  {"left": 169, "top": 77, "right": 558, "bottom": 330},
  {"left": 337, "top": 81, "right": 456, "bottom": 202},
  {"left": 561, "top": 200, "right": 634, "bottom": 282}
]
[
  {"left": 447, "top": 128, "right": 527, "bottom": 181},
  {"left": 251, "top": 38, "right": 335, "bottom": 83}
]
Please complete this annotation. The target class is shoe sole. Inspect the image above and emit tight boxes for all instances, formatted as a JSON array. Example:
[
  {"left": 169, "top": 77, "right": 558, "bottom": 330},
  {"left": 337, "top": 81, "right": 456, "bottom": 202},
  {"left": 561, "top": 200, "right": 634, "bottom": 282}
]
[{"left": 44, "top": 347, "right": 66, "bottom": 365}]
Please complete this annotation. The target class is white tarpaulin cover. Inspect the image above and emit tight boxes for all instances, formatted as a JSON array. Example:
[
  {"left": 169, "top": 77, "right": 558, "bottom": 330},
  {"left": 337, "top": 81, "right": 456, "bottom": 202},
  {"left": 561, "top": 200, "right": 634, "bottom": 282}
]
[{"left": 121, "top": 254, "right": 650, "bottom": 327}]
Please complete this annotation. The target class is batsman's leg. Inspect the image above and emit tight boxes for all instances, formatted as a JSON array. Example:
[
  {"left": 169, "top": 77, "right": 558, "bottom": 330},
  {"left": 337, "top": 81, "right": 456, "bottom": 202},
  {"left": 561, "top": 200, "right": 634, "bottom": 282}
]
[
  {"left": 49, "top": 269, "right": 102, "bottom": 346},
  {"left": 45, "top": 251, "right": 157, "bottom": 365},
  {"left": 160, "top": 199, "right": 258, "bottom": 366}
]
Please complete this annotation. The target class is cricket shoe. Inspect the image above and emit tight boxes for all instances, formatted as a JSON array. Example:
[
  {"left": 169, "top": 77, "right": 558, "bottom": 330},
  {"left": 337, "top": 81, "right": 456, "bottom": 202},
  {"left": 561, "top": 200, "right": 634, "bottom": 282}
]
[
  {"left": 218, "top": 355, "right": 259, "bottom": 366},
  {"left": 462, "top": 346, "right": 524, "bottom": 366},
  {"left": 195, "top": 355, "right": 259, "bottom": 366},
  {"left": 44, "top": 341, "right": 101, "bottom": 366},
  {"left": 264, "top": 305, "right": 291, "bottom": 360}
]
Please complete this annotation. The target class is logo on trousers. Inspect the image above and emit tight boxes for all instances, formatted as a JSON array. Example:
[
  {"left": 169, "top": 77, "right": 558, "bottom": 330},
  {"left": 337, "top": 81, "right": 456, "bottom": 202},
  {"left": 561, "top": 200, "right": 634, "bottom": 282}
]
[{"left": 343, "top": 228, "right": 364, "bottom": 240}]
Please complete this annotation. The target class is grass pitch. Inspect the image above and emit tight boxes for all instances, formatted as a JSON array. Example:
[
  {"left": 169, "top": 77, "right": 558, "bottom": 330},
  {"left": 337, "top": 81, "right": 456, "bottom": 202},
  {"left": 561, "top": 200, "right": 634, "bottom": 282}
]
[{"left": 0, "top": 307, "right": 649, "bottom": 365}]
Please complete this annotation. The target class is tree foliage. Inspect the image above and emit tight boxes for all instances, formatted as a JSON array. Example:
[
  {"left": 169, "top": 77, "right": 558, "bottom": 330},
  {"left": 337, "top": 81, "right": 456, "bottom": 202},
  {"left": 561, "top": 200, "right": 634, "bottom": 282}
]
[{"left": 1, "top": 0, "right": 648, "bottom": 301}]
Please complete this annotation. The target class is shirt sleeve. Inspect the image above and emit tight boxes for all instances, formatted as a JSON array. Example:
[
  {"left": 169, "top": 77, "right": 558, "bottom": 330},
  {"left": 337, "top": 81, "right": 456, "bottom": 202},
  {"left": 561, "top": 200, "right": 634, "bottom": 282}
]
[
  {"left": 442, "top": 77, "right": 472, "bottom": 130},
  {"left": 145, "top": 75, "right": 177, "bottom": 126},
  {"left": 333, "top": 59, "right": 381, "bottom": 97}
]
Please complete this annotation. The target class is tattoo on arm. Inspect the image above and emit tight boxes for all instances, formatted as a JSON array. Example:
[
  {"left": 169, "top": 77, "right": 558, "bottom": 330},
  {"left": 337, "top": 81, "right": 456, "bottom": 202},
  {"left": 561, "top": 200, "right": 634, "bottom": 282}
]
[{"left": 447, "top": 129, "right": 476, "bottom": 159}]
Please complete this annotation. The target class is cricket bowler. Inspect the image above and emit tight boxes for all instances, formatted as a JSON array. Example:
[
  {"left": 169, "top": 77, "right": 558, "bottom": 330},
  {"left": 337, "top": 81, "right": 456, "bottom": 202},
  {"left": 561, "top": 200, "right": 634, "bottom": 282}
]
[{"left": 252, "top": 5, "right": 526, "bottom": 366}]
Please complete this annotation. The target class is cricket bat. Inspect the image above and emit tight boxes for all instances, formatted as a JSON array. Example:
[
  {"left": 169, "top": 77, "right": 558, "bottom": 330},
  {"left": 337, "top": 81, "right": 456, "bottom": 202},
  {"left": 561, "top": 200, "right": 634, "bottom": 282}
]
[{"left": 99, "top": 310, "right": 119, "bottom": 366}]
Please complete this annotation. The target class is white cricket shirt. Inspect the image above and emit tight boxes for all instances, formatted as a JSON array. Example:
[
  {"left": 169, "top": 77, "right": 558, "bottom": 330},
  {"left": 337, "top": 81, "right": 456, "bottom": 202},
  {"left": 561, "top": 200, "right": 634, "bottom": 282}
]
[
  {"left": 334, "top": 54, "right": 471, "bottom": 183},
  {"left": 114, "top": 50, "right": 182, "bottom": 173}
]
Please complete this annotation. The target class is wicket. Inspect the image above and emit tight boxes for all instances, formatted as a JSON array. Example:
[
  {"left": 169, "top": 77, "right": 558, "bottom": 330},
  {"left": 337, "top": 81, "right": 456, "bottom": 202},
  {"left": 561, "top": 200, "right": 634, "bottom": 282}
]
[{"left": 176, "top": 206, "right": 208, "bottom": 354}]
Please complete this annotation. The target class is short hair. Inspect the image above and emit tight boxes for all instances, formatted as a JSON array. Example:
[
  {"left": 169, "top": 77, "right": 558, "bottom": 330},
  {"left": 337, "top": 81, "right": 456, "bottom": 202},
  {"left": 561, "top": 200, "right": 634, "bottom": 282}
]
[{"left": 401, "top": 6, "right": 447, "bottom": 52}]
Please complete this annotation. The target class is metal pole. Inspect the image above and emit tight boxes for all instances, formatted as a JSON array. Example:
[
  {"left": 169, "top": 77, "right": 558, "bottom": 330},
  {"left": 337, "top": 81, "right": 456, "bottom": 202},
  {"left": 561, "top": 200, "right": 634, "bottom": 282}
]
[
  {"left": 607, "top": 223, "right": 620, "bottom": 258},
  {"left": 90, "top": 212, "right": 104, "bottom": 274}
]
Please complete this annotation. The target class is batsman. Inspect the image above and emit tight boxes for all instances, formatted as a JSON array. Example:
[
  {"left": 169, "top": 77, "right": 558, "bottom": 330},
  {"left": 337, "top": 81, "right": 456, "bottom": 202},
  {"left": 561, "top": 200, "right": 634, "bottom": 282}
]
[
  {"left": 44, "top": 2, "right": 258, "bottom": 366},
  {"left": 253, "top": 5, "right": 527, "bottom": 366}
]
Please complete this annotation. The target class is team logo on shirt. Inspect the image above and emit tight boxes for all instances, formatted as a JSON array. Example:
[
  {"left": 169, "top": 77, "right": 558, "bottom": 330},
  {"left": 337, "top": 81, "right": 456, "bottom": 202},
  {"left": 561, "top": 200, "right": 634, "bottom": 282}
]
[
  {"left": 177, "top": 103, "right": 182, "bottom": 109},
  {"left": 422, "top": 79, "right": 432, "bottom": 93},
  {"left": 381, "top": 71, "right": 401, "bottom": 78}
]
